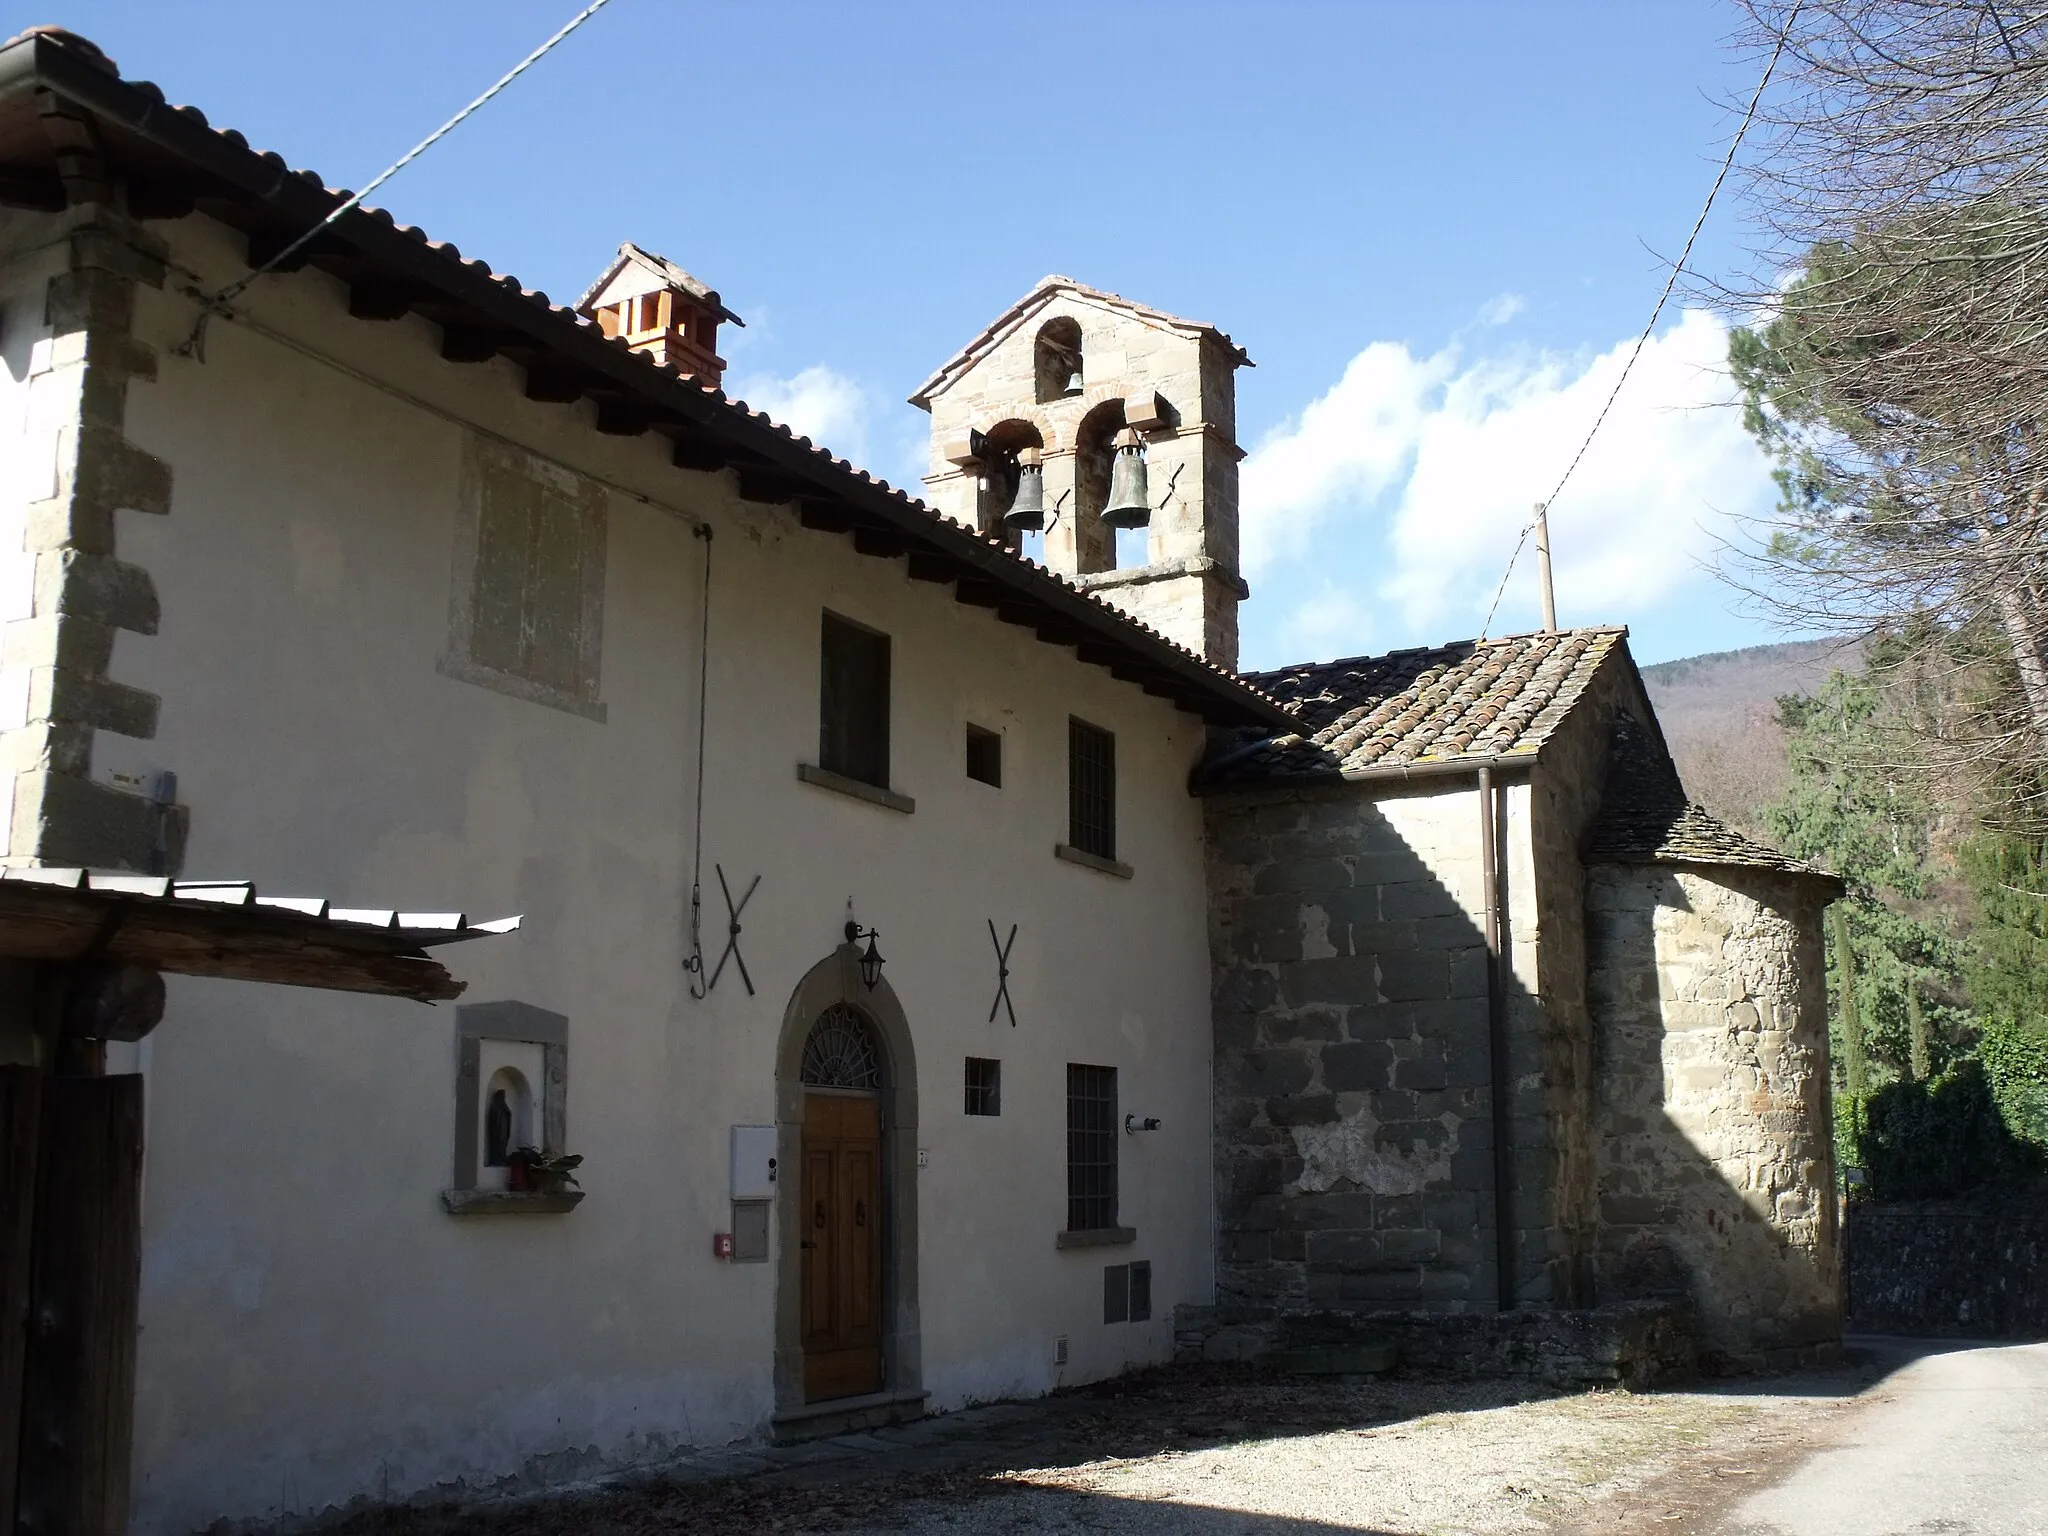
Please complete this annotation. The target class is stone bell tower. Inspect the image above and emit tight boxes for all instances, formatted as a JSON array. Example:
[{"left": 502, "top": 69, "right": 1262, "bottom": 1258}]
[{"left": 909, "top": 277, "right": 1252, "bottom": 671}]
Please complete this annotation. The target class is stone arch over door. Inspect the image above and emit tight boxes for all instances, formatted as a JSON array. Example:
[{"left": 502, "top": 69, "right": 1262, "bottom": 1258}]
[{"left": 773, "top": 943, "right": 922, "bottom": 1425}]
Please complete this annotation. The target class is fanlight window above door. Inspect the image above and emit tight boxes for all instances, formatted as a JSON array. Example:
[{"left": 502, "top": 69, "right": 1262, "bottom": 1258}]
[{"left": 801, "top": 1003, "right": 884, "bottom": 1090}]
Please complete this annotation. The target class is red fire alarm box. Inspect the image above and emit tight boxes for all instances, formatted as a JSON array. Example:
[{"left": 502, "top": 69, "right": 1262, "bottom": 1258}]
[{"left": 712, "top": 1232, "right": 733, "bottom": 1260}]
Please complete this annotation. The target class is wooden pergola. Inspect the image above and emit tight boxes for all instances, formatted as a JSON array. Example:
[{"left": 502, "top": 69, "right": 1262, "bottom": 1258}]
[{"left": 0, "top": 869, "right": 518, "bottom": 1536}]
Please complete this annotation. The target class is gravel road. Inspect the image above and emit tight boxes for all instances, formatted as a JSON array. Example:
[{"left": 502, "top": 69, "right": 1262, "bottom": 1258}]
[{"left": 1704, "top": 1339, "right": 2048, "bottom": 1536}]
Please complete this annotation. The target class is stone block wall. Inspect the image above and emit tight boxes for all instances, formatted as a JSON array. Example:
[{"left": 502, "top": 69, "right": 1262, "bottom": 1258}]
[
  {"left": 1586, "top": 863, "right": 1841, "bottom": 1366},
  {"left": 1205, "top": 775, "right": 1574, "bottom": 1317},
  {"left": 0, "top": 203, "right": 180, "bottom": 870},
  {"left": 1846, "top": 1194, "right": 2048, "bottom": 1337}
]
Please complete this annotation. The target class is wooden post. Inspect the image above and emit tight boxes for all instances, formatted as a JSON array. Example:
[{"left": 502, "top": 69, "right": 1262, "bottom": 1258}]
[
  {"left": 1532, "top": 503, "right": 1557, "bottom": 634},
  {"left": 15, "top": 1075, "right": 143, "bottom": 1536},
  {"left": 0, "top": 1067, "right": 43, "bottom": 1533}
]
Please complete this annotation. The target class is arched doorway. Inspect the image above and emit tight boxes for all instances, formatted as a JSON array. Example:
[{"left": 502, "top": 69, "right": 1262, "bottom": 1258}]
[{"left": 773, "top": 945, "right": 921, "bottom": 1422}]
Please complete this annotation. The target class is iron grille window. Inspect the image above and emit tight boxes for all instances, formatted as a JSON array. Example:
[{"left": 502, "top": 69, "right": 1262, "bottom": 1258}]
[
  {"left": 966, "top": 724, "right": 1002, "bottom": 787},
  {"left": 820, "top": 612, "right": 890, "bottom": 788},
  {"left": 1066, "top": 1063, "right": 1117, "bottom": 1231},
  {"left": 1068, "top": 719, "right": 1115, "bottom": 859},
  {"left": 965, "top": 1057, "right": 1001, "bottom": 1116}
]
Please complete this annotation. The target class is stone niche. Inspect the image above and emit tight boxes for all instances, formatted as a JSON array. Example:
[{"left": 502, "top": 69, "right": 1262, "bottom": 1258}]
[
  {"left": 1585, "top": 863, "right": 1842, "bottom": 1367},
  {"left": 443, "top": 1000, "right": 574, "bottom": 1215}
]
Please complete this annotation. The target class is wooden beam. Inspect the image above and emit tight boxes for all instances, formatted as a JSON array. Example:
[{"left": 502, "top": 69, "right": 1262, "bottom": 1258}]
[
  {"left": 243, "top": 228, "right": 331, "bottom": 271},
  {"left": 995, "top": 603, "right": 1039, "bottom": 627},
  {"left": 955, "top": 582, "right": 1003, "bottom": 609},
  {"left": 594, "top": 401, "right": 651, "bottom": 436},
  {"left": 737, "top": 467, "right": 804, "bottom": 505},
  {"left": 1035, "top": 623, "right": 1082, "bottom": 646},
  {"left": 439, "top": 325, "right": 514, "bottom": 364},
  {"left": 851, "top": 527, "right": 906, "bottom": 559},
  {"left": 523, "top": 368, "right": 585, "bottom": 404},
  {"left": 798, "top": 500, "right": 854, "bottom": 534},
  {"left": 14, "top": 1075, "right": 143, "bottom": 1536},
  {"left": 347, "top": 281, "right": 417, "bottom": 321},
  {"left": 670, "top": 437, "right": 728, "bottom": 473},
  {"left": 906, "top": 551, "right": 956, "bottom": 584}
]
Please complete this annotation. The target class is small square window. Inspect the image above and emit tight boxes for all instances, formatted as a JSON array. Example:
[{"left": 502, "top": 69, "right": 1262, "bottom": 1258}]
[
  {"left": 1129, "top": 1259, "right": 1152, "bottom": 1322},
  {"left": 965, "top": 1056, "right": 1001, "bottom": 1116},
  {"left": 1103, "top": 1263, "right": 1129, "bottom": 1324},
  {"left": 966, "top": 724, "right": 1002, "bottom": 787}
]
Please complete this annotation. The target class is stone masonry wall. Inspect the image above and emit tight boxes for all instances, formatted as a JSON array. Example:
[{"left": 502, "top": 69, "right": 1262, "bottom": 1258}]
[
  {"left": 1586, "top": 864, "right": 1841, "bottom": 1366},
  {"left": 0, "top": 202, "right": 180, "bottom": 870},
  {"left": 1206, "top": 775, "right": 1564, "bottom": 1316}
]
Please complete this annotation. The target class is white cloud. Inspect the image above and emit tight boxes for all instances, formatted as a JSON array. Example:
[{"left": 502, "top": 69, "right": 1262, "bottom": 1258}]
[
  {"left": 728, "top": 365, "right": 872, "bottom": 470},
  {"left": 1474, "top": 292, "right": 1525, "bottom": 327},
  {"left": 1241, "top": 308, "right": 1775, "bottom": 645}
]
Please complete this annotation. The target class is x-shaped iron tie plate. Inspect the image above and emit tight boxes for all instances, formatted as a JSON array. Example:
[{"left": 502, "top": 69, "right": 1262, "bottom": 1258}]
[
  {"left": 988, "top": 919, "right": 1017, "bottom": 1027},
  {"left": 708, "top": 864, "right": 759, "bottom": 997}
]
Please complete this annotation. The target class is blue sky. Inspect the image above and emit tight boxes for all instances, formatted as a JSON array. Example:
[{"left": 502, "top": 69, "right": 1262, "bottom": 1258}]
[{"left": 56, "top": 1, "right": 1793, "bottom": 667}]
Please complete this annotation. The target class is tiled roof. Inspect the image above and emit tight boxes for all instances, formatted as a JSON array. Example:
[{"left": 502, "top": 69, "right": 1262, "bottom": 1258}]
[
  {"left": 908, "top": 273, "right": 1254, "bottom": 408},
  {"left": 1196, "top": 628, "right": 1624, "bottom": 789},
  {"left": 0, "top": 27, "right": 1289, "bottom": 733},
  {"left": 1582, "top": 713, "right": 1844, "bottom": 889}
]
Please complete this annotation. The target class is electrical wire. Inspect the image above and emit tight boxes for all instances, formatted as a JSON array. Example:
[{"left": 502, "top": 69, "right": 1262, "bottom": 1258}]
[
  {"left": 175, "top": 0, "right": 618, "bottom": 357},
  {"left": 1476, "top": 8, "right": 1798, "bottom": 640}
]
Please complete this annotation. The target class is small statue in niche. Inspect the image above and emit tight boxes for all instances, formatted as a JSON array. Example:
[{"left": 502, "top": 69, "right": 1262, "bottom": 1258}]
[{"left": 484, "top": 1087, "right": 512, "bottom": 1168}]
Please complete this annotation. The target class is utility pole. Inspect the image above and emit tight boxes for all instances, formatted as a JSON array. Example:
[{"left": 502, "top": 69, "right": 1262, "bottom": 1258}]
[{"left": 1532, "top": 503, "right": 1557, "bottom": 634}]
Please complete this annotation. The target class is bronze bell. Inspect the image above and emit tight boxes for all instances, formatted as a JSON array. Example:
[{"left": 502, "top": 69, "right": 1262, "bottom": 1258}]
[
  {"left": 1101, "top": 428, "right": 1150, "bottom": 528},
  {"left": 1004, "top": 447, "right": 1045, "bottom": 531},
  {"left": 1063, "top": 365, "right": 1084, "bottom": 396}
]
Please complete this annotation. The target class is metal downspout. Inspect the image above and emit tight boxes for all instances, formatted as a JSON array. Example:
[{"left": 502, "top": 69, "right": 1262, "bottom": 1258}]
[{"left": 1478, "top": 765, "right": 1515, "bottom": 1312}]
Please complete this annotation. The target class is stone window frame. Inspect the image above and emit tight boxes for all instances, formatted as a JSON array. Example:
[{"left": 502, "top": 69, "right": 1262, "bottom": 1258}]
[
  {"left": 444, "top": 1000, "right": 575, "bottom": 1215},
  {"left": 438, "top": 435, "right": 609, "bottom": 723}
]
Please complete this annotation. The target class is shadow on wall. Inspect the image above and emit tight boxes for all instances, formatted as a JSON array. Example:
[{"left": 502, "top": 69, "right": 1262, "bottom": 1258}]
[{"left": 1209, "top": 786, "right": 1839, "bottom": 1367}]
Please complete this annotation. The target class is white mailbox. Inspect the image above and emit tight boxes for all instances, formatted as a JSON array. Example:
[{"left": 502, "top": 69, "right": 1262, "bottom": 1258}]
[{"left": 730, "top": 1124, "right": 778, "bottom": 1200}]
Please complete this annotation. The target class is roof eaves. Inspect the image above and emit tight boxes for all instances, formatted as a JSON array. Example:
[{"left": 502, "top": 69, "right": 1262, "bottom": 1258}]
[{"left": 0, "top": 32, "right": 1288, "bottom": 732}]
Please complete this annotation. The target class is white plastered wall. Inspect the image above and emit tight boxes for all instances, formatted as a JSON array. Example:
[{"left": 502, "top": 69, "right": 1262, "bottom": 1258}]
[{"left": 5, "top": 211, "right": 1220, "bottom": 1532}]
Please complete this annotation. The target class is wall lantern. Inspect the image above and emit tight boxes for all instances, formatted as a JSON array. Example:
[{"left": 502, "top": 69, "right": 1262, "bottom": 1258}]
[{"left": 845, "top": 920, "right": 886, "bottom": 990}]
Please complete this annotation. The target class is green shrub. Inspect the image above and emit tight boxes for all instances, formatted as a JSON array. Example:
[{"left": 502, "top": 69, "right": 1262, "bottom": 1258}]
[
  {"left": 1849, "top": 1057, "right": 2044, "bottom": 1199},
  {"left": 1980, "top": 1021, "right": 2048, "bottom": 1148}
]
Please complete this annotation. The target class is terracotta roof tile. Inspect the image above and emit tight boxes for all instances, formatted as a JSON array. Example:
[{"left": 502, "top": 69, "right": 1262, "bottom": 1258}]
[{"left": 1197, "top": 628, "right": 1624, "bottom": 788}]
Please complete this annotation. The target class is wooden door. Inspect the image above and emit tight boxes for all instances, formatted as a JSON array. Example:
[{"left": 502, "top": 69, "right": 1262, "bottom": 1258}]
[{"left": 800, "top": 1091, "right": 883, "bottom": 1401}]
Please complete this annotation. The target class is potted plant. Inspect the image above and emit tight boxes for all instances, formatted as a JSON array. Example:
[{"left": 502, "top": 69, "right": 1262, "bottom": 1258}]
[{"left": 510, "top": 1146, "right": 583, "bottom": 1194}]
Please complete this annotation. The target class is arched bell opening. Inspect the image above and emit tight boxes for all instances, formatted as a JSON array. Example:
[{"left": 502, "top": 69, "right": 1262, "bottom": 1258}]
[
  {"left": 973, "top": 418, "right": 1046, "bottom": 554},
  {"left": 1033, "top": 316, "right": 1084, "bottom": 404},
  {"left": 772, "top": 945, "right": 921, "bottom": 1424},
  {"left": 1072, "top": 399, "right": 1129, "bottom": 574}
]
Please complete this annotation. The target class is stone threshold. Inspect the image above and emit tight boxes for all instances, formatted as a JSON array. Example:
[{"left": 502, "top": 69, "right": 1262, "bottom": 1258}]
[{"left": 771, "top": 1386, "right": 929, "bottom": 1444}]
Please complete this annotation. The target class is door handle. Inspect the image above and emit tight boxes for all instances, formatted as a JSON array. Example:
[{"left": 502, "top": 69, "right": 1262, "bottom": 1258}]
[{"left": 814, "top": 1200, "right": 827, "bottom": 1229}]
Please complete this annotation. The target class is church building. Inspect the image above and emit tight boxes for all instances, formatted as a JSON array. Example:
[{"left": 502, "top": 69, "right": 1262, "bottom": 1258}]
[{"left": 0, "top": 27, "right": 1842, "bottom": 1535}]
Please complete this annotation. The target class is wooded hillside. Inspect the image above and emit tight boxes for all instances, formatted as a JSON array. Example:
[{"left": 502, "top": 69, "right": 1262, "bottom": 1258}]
[{"left": 1641, "top": 637, "right": 1861, "bottom": 838}]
